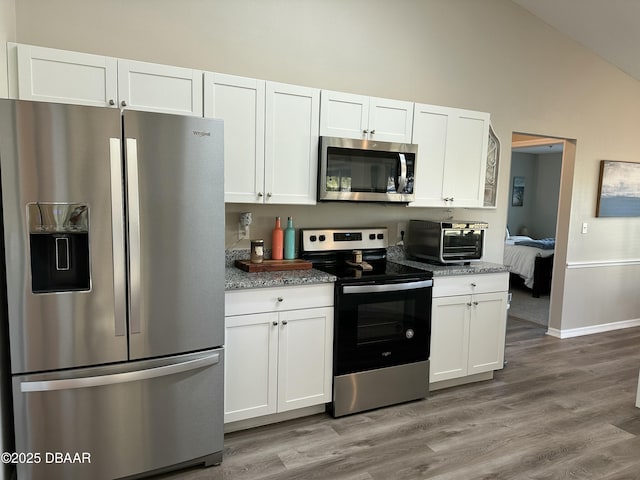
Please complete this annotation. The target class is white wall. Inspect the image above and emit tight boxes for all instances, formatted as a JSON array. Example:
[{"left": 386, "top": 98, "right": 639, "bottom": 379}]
[
  {"left": 532, "top": 152, "right": 562, "bottom": 238},
  {"left": 508, "top": 151, "right": 562, "bottom": 239},
  {"left": 508, "top": 152, "right": 537, "bottom": 236},
  {"left": 9, "top": 1, "right": 640, "bottom": 336}
]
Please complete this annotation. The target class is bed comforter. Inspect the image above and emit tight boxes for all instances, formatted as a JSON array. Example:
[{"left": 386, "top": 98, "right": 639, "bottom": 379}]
[{"left": 503, "top": 235, "right": 554, "bottom": 289}]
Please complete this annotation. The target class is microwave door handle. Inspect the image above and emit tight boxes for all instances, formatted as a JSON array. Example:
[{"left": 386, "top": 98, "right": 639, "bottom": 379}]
[{"left": 398, "top": 153, "right": 407, "bottom": 193}]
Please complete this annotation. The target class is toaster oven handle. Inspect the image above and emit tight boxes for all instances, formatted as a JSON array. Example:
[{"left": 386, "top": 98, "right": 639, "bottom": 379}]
[
  {"left": 398, "top": 153, "right": 408, "bottom": 193},
  {"left": 343, "top": 279, "right": 433, "bottom": 294}
]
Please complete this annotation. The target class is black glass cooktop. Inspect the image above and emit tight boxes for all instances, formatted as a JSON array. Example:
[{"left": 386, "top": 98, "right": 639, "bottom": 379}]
[{"left": 313, "top": 260, "right": 432, "bottom": 283}]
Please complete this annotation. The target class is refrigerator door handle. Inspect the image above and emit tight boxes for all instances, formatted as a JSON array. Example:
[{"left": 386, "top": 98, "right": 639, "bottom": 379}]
[
  {"left": 110, "top": 138, "right": 127, "bottom": 337},
  {"left": 20, "top": 352, "right": 220, "bottom": 393},
  {"left": 126, "top": 137, "right": 142, "bottom": 334}
]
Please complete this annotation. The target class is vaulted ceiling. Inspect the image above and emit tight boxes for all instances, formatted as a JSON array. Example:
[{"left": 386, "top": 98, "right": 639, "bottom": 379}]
[{"left": 512, "top": 0, "right": 640, "bottom": 82}]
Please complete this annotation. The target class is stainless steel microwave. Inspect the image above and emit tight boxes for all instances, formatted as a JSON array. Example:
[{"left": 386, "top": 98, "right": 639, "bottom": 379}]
[
  {"left": 406, "top": 220, "right": 488, "bottom": 264},
  {"left": 318, "top": 136, "right": 418, "bottom": 203}
]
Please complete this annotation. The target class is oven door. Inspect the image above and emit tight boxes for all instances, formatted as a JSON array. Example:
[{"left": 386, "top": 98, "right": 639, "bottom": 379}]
[
  {"left": 441, "top": 228, "right": 484, "bottom": 261},
  {"left": 335, "top": 278, "right": 432, "bottom": 375}
]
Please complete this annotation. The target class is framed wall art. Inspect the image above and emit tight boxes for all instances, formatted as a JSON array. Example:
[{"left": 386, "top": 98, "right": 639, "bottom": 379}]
[
  {"left": 596, "top": 160, "right": 640, "bottom": 217},
  {"left": 511, "top": 176, "right": 524, "bottom": 207}
]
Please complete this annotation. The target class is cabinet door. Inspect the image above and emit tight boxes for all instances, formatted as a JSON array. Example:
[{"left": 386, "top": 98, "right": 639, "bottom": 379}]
[
  {"left": 224, "top": 312, "right": 278, "bottom": 423},
  {"left": 410, "top": 103, "right": 450, "bottom": 207},
  {"left": 15, "top": 44, "right": 118, "bottom": 107},
  {"left": 204, "top": 72, "right": 265, "bottom": 203},
  {"left": 319, "top": 90, "right": 369, "bottom": 139},
  {"left": 264, "top": 82, "right": 319, "bottom": 205},
  {"left": 430, "top": 296, "right": 470, "bottom": 382},
  {"left": 277, "top": 307, "right": 333, "bottom": 412},
  {"left": 368, "top": 97, "right": 414, "bottom": 143},
  {"left": 117, "top": 59, "right": 203, "bottom": 116},
  {"left": 467, "top": 292, "right": 508, "bottom": 375},
  {"left": 441, "top": 109, "right": 490, "bottom": 207}
]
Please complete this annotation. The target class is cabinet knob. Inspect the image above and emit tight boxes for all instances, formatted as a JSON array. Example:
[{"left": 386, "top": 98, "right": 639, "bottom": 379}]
[
  {"left": 473, "top": 301, "right": 479, "bottom": 306},
  {"left": 272, "top": 321, "right": 278, "bottom": 326},
  {"left": 282, "top": 320, "right": 288, "bottom": 325},
  {"left": 277, "top": 297, "right": 284, "bottom": 302},
  {"left": 121, "top": 100, "right": 127, "bottom": 107},
  {"left": 466, "top": 302, "right": 472, "bottom": 307},
  {"left": 363, "top": 129, "right": 369, "bottom": 134},
  {"left": 370, "top": 129, "right": 376, "bottom": 135},
  {"left": 257, "top": 192, "right": 264, "bottom": 197},
  {"left": 471, "top": 282, "right": 477, "bottom": 287},
  {"left": 108, "top": 99, "right": 115, "bottom": 106},
  {"left": 267, "top": 192, "right": 272, "bottom": 198}
]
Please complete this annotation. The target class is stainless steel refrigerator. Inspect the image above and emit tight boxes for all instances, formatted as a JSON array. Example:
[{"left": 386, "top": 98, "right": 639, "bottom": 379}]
[{"left": 0, "top": 99, "right": 225, "bottom": 480}]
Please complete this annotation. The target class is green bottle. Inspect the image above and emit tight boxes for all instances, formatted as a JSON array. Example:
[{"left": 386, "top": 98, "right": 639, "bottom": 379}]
[{"left": 284, "top": 217, "right": 295, "bottom": 259}]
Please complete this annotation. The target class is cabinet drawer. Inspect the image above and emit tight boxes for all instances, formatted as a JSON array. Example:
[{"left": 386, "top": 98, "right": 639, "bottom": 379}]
[
  {"left": 225, "top": 284, "right": 333, "bottom": 316},
  {"left": 433, "top": 273, "right": 508, "bottom": 297}
]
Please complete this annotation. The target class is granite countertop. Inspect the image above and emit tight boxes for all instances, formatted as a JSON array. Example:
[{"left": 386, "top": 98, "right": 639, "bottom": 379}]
[
  {"left": 387, "top": 245, "right": 508, "bottom": 276},
  {"left": 391, "top": 258, "right": 508, "bottom": 276},
  {"left": 225, "top": 267, "right": 336, "bottom": 290},
  {"left": 224, "top": 249, "right": 336, "bottom": 290},
  {"left": 224, "top": 247, "right": 507, "bottom": 290}
]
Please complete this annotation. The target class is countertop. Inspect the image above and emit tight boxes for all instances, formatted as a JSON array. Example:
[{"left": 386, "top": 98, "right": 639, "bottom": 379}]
[
  {"left": 392, "top": 259, "right": 508, "bottom": 276},
  {"left": 224, "top": 248, "right": 507, "bottom": 290},
  {"left": 225, "top": 267, "right": 336, "bottom": 290}
]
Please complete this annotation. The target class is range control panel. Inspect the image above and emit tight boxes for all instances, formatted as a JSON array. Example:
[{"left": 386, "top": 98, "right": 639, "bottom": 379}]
[{"left": 300, "top": 228, "right": 388, "bottom": 252}]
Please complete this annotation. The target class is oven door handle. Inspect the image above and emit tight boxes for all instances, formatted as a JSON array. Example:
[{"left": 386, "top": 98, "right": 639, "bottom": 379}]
[{"left": 343, "top": 279, "right": 433, "bottom": 294}]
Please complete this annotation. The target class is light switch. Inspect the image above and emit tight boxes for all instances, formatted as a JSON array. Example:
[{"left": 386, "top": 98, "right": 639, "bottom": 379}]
[{"left": 582, "top": 222, "right": 588, "bottom": 234}]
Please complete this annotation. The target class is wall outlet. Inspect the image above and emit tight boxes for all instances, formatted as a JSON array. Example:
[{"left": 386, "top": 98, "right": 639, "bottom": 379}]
[
  {"left": 239, "top": 212, "right": 252, "bottom": 239},
  {"left": 581, "top": 222, "right": 588, "bottom": 234},
  {"left": 397, "top": 221, "right": 408, "bottom": 244}
]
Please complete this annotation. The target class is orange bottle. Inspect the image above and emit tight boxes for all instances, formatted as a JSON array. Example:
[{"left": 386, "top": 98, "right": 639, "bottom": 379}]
[{"left": 271, "top": 216, "right": 284, "bottom": 260}]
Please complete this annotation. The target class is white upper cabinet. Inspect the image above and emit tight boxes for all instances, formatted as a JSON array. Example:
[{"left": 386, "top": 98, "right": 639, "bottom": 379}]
[
  {"left": 11, "top": 44, "right": 202, "bottom": 115},
  {"left": 264, "top": 82, "right": 319, "bottom": 205},
  {"left": 204, "top": 73, "right": 265, "bottom": 203},
  {"left": 117, "top": 59, "right": 202, "bottom": 116},
  {"left": 320, "top": 90, "right": 413, "bottom": 143},
  {"left": 204, "top": 72, "right": 319, "bottom": 204},
  {"left": 411, "top": 103, "right": 490, "bottom": 208},
  {"left": 12, "top": 43, "right": 118, "bottom": 107}
]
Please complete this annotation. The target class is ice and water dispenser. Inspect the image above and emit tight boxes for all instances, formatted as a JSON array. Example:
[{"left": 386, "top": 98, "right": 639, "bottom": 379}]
[{"left": 28, "top": 203, "right": 90, "bottom": 293}]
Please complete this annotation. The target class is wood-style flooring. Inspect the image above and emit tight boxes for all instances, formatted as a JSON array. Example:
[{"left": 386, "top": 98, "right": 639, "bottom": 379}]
[{"left": 156, "top": 318, "right": 640, "bottom": 480}]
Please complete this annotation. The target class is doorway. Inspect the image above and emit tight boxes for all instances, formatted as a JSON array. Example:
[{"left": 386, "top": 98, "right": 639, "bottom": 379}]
[{"left": 506, "top": 133, "right": 564, "bottom": 327}]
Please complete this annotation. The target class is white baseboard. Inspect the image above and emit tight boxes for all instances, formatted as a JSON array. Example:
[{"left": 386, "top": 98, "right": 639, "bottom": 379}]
[
  {"left": 224, "top": 404, "right": 326, "bottom": 433},
  {"left": 546, "top": 318, "right": 640, "bottom": 339}
]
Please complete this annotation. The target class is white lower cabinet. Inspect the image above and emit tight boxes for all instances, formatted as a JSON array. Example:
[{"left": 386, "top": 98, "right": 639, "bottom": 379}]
[
  {"left": 430, "top": 273, "right": 508, "bottom": 384},
  {"left": 224, "top": 285, "right": 333, "bottom": 423}
]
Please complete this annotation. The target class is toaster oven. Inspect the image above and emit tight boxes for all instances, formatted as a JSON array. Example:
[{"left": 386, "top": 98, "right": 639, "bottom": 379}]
[{"left": 406, "top": 220, "right": 488, "bottom": 264}]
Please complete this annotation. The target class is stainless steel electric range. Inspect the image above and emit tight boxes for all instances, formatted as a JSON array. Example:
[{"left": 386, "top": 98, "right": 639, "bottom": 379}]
[{"left": 300, "top": 227, "right": 433, "bottom": 417}]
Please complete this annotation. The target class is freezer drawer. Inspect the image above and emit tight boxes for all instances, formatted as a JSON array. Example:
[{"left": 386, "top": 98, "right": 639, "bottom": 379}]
[{"left": 11, "top": 349, "right": 224, "bottom": 480}]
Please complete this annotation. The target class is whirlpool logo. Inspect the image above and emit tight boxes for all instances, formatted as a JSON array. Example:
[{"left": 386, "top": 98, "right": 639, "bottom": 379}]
[{"left": 192, "top": 130, "right": 211, "bottom": 137}]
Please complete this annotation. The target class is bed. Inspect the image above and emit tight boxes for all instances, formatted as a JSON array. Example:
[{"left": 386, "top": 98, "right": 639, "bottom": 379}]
[{"left": 503, "top": 235, "right": 554, "bottom": 297}]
